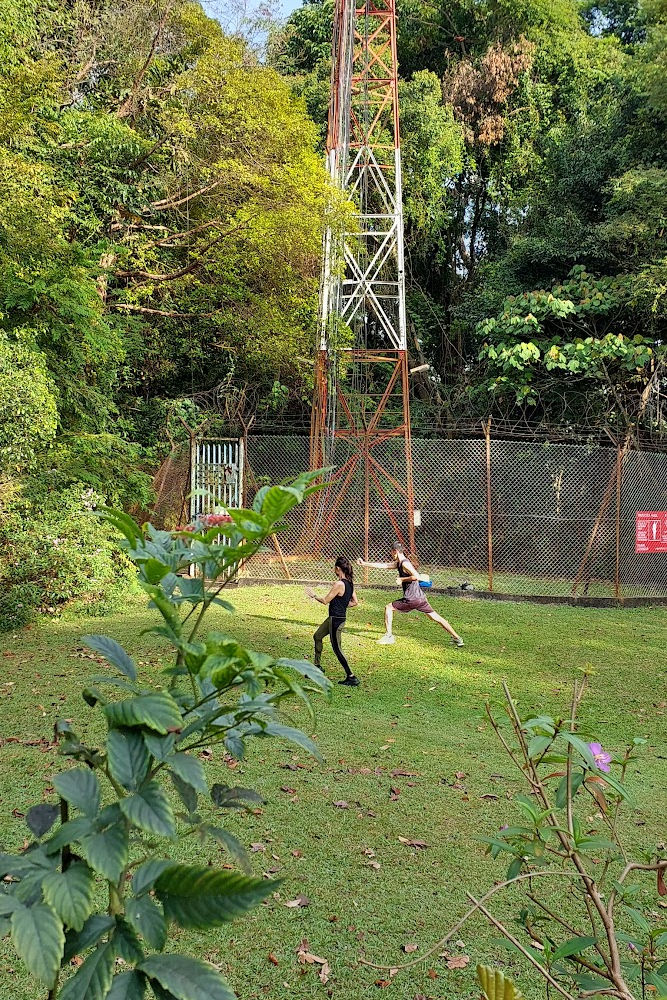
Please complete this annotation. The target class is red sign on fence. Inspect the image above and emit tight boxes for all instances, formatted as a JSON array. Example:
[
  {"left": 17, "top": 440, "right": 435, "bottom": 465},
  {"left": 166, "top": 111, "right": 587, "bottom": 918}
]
[{"left": 635, "top": 511, "right": 667, "bottom": 553}]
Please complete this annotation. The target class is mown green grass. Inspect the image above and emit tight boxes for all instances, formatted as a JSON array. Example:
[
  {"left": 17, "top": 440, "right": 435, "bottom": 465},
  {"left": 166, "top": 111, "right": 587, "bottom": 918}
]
[{"left": 1, "top": 587, "right": 665, "bottom": 1000}]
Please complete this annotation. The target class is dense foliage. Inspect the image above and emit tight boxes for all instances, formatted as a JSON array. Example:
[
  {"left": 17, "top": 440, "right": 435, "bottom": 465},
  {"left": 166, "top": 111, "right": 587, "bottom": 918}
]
[
  {"left": 273, "top": 0, "right": 667, "bottom": 430},
  {"left": 0, "top": 0, "right": 334, "bottom": 620},
  {"left": 0, "top": 473, "right": 331, "bottom": 997}
]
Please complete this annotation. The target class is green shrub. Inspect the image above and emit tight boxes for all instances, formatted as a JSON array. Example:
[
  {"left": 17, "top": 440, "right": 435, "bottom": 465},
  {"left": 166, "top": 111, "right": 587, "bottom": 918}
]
[
  {"left": 0, "top": 331, "right": 58, "bottom": 476},
  {"left": 43, "top": 432, "right": 155, "bottom": 511},
  {"left": 0, "top": 483, "right": 135, "bottom": 630},
  {"left": 0, "top": 582, "right": 40, "bottom": 630}
]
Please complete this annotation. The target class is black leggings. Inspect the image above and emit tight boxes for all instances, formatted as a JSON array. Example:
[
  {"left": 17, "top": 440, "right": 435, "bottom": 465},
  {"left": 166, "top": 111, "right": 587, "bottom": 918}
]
[{"left": 313, "top": 617, "right": 352, "bottom": 678}]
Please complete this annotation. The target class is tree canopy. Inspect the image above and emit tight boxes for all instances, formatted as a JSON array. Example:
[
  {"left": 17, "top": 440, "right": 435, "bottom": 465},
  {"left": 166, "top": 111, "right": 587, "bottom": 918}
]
[{"left": 272, "top": 0, "right": 667, "bottom": 432}]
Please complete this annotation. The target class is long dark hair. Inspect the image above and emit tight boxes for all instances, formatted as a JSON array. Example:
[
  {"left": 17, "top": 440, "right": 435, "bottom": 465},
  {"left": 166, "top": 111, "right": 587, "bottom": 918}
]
[{"left": 335, "top": 555, "right": 354, "bottom": 583}]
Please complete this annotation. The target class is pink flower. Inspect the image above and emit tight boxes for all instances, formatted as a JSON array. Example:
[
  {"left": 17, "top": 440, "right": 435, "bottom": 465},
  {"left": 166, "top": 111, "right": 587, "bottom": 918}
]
[
  {"left": 588, "top": 742, "right": 612, "bottom": 773},
  {"left": 200, "top": 513, "right": 232, "bottom": 528}
]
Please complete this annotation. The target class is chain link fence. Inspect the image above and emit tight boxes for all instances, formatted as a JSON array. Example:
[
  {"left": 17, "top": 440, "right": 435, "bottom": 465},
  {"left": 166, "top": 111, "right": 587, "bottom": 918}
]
[{"left": 239, "top": 434, "right": 667, "bottom": 601}]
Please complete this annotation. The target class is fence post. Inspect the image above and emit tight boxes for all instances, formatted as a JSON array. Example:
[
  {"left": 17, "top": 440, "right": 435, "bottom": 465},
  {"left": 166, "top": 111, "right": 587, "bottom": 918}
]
[
  {"left": 484, "top": 419, "right": 494, "bottom": 592},
  {"left": 614, "top": 443, "right": 623, "bottom": 601}
]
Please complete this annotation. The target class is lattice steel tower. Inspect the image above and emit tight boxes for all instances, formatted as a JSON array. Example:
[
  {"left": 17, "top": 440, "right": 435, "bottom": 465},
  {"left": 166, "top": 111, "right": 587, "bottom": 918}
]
[{"left": 310, "top": 0, "right": 416, "bottom": 565}]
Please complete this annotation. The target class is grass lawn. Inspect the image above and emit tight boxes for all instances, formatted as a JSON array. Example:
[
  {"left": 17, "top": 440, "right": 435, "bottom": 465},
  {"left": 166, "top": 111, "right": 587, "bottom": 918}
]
[{"left": 1, "top": 586, "right": 666, "bottom": 1000}]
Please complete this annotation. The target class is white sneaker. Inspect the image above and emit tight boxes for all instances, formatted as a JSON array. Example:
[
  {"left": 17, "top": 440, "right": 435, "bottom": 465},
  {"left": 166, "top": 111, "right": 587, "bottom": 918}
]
[
  {"left": 377, "top": 633, "right": 396, "bottom": 645},
  {"left": 452, "top": 637, "right": 464, "bottom": 647}
]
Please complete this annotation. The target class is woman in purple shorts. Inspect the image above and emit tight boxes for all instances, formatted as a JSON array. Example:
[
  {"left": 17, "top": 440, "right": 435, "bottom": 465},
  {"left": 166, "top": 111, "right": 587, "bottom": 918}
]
[{"left": 357, "top": 541, "right": 464, "bottom": 647}]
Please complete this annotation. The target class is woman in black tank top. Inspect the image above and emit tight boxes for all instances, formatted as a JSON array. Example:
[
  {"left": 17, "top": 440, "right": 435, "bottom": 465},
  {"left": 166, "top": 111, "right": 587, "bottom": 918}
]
[{"left": 306, "top": 557, "right": 360, "bottom": 686}]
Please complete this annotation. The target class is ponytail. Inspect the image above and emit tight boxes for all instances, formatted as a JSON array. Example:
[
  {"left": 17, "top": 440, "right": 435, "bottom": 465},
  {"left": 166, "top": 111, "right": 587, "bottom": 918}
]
[{"left": 335, "top": 555, "right": 354, "bottom": 583}]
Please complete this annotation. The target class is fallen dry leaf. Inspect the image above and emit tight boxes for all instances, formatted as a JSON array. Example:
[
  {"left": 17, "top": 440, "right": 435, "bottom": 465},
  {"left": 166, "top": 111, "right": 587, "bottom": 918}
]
[
  {"left": 658, "top": 868, "right": 666, "bottom": 896},
  {"left": 398, "top": 836, "right": 429, "bottom": 849},
  {"left": 375, "top": 979, "right": 391, "bottom": 988},
  {"left": 280, "top": 786, "right": 297, "bottom": 794},
  {"left": 446, "top": 955, "right": 470, "bottom": 970},
  {"left": 268, "top": 953, "right": 279, "bottom": 966},
  {"left": 427, "top": 968, "right": 438, "bottom": 979},
  {"left": 332, "top": 800, "right": 349, "bottom": 809},
  {"left": 362, "top": 847, "right": 376, "bottom": 857},
  {"left": 391, "top": 769, "right": 420, "bottom": 778},
  {"left": 402, "top": 943, "right": 418, "bottom": 954},
  {"left": 292, "top": 849, "right": 303, "bottom": 858},
  {"left": 319, "top": 961, "right": 331, "bottom": 985},
  {"left": 285, "top": 895, "right": 310, "bottom": 908},
  {"left": 250, "top": 842, "right": 266, "bottom": 852},
  {"left": 366, "top": 860, "right": 381, "bottom": 870},
  {"left": 296, "top": 940, "right": 330, "bottom": 971}
]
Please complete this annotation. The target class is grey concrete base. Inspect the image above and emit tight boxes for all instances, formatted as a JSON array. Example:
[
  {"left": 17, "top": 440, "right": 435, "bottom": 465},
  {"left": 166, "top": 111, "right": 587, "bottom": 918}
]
[{"left": 234, "top": 577, "right": 667, "bottom": 608}]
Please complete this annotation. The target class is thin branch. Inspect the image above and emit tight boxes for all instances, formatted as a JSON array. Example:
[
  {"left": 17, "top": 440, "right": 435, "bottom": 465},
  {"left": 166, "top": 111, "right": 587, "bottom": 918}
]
[
  {"left": 360, "top": 869, "right": 594, "bottom": 973},
  {"left": 110, "top": 304, "right": 224, "bottom": 318},
  {"left": 151, "top": 177, "right": 227, "bottom": 211},
  {"left": 117, "top": 2, "right": 175, "bottom": 119},
  {"left": 467, "top": 893, "right": 577, "bottom": 1000}
]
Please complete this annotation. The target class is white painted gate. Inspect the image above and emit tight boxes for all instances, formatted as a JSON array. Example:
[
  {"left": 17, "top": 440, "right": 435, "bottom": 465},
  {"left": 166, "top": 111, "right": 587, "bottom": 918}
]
[{"left": 190, "top": 438, "right": 244, "bottom": 519}]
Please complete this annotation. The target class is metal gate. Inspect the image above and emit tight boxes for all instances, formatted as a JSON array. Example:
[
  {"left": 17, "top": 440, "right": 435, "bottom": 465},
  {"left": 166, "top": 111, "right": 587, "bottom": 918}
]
[{"left": 190, "top": 438, "right": 243, "bottom": 519}]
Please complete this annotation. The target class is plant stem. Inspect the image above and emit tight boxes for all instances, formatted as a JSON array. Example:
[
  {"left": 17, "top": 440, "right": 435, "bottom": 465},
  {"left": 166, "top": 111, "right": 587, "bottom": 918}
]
[{"left": 467, "top": 892, "right": 577, "bottom": 1000}]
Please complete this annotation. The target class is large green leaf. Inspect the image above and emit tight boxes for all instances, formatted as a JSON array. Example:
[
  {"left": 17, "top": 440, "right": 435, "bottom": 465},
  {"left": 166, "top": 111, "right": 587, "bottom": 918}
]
[
  {"left": 82, "top": 636, "right": 137, "bottom": 682},
  {"left": 259, "top": 485, "right": 300, "bottom": 524},
  {"left": 205, "top": 827, "right": 250, "bottom": 873},
  {"left": 107, "top": 729, "right": 150, "bottom": 790},
  {"left": 53, "top": 768, "right": 101, "bottom": 818},
  {"left": 45, "top": 818, "right": 94, "bottom": 855},
  {"left": 78, "top": 823, "right": 129, "bottom": 883},
  {"left": 112, "top": 917, "right": 144, "bottom": 964},
  {"left": 106, "top": 971, "right": 147, "bottom": 1000},
  {"left": 261, "top": 722, "right": 322, "bottom": 761},
  {"left": 64, "top": 914, "right": 115, "bottom": 962},
  {"left": 553, "top": 935, "right": 598, "bottom": 961},
  {"left": 143, "top": 733, "right": 176, "bottom": 762},
  {"left": 131, "top": 860, "right": 171, "bottom": 897},
  {"left": 59, "top": 941, "right": 116, "bottom": 1000},
  {"left": 140, "top": 586, "right": 183, "bottom": 639},
  {"left": 170, "top": 772, "right": 198, "bottom": 815},
  {"left": 10, "top": 903, "right": 65, "bottom": 987},
  {"left": 225, "top": 508, "right": 268, "bottom": 537},
  {"left": 276, "top": 657, "right": 331, "bottom": 691},
  {"left": 119, "top": 782, "right": 176, "bottom": 838},
  {"left": 125, "top": 895, "right": 167, "bottom": 951},
  {"left": 98, "top": 509, "right": 142, "bottom": 547},
  {"left": 139, "top": 954, "right": 235, "bottom": 1000},
  {"left": 104, "top": 692, "right": 182, "bottom": 735},
  {"left": 42, "top": 863, "right": 94, "bottom": 932},
  {"left": 154, "top": 865, "right": 274, "bottom": 929},
  {"left": 477, "top": 964, "right": 524, "bottom": 1000},
  {"left": 166, "top": 753, "right": 207, "bottom": 793},
  {"left": 26, "top": 804, "right": 60, "bottom": 839}
]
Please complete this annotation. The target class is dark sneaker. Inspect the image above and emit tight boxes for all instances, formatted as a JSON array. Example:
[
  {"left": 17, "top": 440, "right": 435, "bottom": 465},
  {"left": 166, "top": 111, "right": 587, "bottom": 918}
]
[{"left": 339, "top": 675, "right": 360, "bottom": 686}]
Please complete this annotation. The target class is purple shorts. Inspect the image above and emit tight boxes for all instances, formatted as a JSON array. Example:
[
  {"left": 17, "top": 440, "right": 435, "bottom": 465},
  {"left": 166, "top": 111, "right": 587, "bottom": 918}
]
[{"left": 392, "top": 596, "right": 434, "bottom": 614}]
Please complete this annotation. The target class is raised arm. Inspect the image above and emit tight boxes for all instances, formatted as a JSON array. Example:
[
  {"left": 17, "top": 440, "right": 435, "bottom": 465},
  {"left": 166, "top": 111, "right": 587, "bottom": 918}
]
[
  {"left": 356, "top": 558, "right": 394, "bottom": 570},
  {"left": 306, "top": 581, "right": 344, "bottom": 605}
]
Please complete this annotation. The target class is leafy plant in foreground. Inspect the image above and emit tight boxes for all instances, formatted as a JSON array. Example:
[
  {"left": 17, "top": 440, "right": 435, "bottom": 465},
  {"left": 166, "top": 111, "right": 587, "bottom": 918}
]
[
  {"left": 0, "top": 471, "right": 331, "bottom": 999},
  {"left": 373, "top": 678, "right": 666, "bottom": 1000}
]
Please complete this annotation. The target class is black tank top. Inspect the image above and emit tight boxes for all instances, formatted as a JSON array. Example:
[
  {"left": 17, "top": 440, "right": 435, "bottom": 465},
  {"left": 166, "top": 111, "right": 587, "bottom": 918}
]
[
  {"left": 398, "top": 559, "right": 421, "bottom": 601},
  {"left": 329, "top": 578, "right": 353, "bottom": 619}
]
